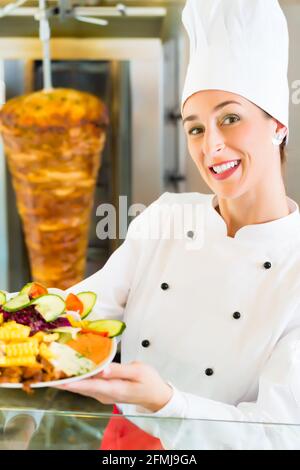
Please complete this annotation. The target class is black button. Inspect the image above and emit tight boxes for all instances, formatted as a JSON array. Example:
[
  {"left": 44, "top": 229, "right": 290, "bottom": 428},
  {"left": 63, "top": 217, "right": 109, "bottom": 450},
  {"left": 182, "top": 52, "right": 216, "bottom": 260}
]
[
  {"left": 161, "top": 283, "right": 169, "bottom": 290},
  {"left": 263, "top": 262, "right": 272, "bottom": 270},
  {"left": 141, "top": 340, "right": 150, "bottom": 348},
  {"left": 187, "top": 231, "right": 194, "bottom": 239},
  {"left": 205, "top": 368, "right": 214, "bottom": 376},
  {"left": 233, "top": 312, "right": 241, "bottom": 320}
]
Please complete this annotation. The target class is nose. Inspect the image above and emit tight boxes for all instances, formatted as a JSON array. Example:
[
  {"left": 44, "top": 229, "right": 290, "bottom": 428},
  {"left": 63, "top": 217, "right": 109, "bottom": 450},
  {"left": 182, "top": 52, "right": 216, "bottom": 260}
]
[{"left": 202, "top": 127, "right": 225, "bottom": 158}]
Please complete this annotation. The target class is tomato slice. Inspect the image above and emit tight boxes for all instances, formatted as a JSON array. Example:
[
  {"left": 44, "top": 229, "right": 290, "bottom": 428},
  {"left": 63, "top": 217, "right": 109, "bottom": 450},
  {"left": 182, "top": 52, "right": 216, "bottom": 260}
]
[
  {"left": 66, "top": 293, "right": 84, "bottom": 315},
  {"left": 80, "top": 329, "right": 109, "bottom": 337},
  {"left": 29, "top": 282, "right": 48, "bottom": 299}
]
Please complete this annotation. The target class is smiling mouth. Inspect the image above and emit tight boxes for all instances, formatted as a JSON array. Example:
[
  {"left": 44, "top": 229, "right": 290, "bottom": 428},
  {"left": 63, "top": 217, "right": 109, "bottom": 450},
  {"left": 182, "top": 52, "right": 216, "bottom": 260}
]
[{"left": 209, "top": 160, "right": 241, "bottom": 175}]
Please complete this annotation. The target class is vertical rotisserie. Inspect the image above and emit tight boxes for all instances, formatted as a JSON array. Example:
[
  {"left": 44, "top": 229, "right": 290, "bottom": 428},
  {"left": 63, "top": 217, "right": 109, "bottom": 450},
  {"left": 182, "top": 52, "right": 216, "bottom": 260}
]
[{"left": 0, "top": 88, "right": 108, "bottom": 289}]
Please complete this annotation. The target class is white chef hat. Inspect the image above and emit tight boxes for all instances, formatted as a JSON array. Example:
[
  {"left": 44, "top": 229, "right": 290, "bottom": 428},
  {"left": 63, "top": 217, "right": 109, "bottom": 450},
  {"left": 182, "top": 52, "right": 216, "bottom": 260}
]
[{"left": 181, "top": 0, "right": 290, "bottom": 132}]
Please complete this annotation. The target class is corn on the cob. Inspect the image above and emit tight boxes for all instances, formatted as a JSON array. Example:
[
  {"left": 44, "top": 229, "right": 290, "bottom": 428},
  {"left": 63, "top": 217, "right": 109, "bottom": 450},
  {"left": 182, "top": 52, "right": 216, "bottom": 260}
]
[
  {"left": 0, "top": 356, "right": 37, "bottom": 367},
  {"left": 1, "top": 321, "right": 17, "bottom": 328},
  {"left": 4, "top": 339, "right": 39, "bottom": 358},
  {"left": 32, "top": 332, "right": 45, "bottom": 342},
  {"left": 31, "top": 332, "right": 59, "bottom": 343},
  {"left": 39, "top": 343, "right": 55, "bottom": 360},
  {"left": 0, "top": 322, "right": 31, "bottom": 341},
  {"left": 42, "top": 333, "right": 59, "bottom": 343}
]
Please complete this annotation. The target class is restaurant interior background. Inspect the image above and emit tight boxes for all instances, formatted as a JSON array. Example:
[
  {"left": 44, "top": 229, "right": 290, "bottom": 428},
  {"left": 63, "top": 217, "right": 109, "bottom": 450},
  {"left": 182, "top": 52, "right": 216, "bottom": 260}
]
[{"left": 0, "top": 0, "right": 299, "bottom": 293}]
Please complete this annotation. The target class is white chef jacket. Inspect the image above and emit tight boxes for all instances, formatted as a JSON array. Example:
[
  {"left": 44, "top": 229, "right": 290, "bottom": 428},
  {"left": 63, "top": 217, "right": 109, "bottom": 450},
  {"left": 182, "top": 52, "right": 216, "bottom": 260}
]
[{"left": 71, "top": 192, "right": 300, "bottom": 447}]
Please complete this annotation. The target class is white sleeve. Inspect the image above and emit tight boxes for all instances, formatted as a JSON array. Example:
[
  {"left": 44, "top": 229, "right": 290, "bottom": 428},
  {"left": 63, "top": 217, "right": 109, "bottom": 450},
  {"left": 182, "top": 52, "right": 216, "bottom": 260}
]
[
  {"left": 126, "top": 328, "right": 300, "bottom": 450},
  {"left": 64, "top": 235, "right": 137, "bottom": 321}
]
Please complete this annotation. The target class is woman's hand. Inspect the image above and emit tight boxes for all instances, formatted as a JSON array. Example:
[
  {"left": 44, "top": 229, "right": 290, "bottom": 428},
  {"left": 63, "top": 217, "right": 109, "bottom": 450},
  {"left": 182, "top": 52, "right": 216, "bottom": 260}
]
[{"left": 55, "top": 361, "right": 173, "bottom": 413}]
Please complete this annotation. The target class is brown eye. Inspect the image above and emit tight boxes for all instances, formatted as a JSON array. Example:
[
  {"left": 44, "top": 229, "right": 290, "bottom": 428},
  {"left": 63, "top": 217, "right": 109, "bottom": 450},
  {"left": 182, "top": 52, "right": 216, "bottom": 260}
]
[
  {"left": 223, "top": 115, "right": 240, "bottom": 125},
  {"left": 189, "top": 127, "right": 204, "bottom": 136}
]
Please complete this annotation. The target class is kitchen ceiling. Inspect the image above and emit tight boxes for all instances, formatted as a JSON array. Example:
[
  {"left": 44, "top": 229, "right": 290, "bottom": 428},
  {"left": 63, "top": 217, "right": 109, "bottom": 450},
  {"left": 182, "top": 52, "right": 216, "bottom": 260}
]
[{"left": 0, "top": 0, "right": 185, "bottom": 39}]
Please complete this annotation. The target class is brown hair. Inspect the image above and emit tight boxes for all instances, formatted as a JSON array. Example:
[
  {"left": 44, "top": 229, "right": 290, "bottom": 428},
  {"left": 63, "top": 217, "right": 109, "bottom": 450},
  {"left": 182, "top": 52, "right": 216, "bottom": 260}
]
[{"left": 280, "top": 139, "right": 287, "bottom": 168}]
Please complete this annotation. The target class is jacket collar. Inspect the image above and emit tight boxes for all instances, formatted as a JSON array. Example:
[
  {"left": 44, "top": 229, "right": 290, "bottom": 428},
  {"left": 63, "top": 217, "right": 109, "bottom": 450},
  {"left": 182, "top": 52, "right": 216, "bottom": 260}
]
[{"left": 207, "top": 194, "right": 300, "bottom": 244}]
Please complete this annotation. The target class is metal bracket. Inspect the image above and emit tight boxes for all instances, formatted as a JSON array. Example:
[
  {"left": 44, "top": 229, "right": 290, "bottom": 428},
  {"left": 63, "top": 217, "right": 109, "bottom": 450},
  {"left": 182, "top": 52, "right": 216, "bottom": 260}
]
[
  {"left": 116, "top": 3, "right": 127, "bottom": 17},
  {"left": 167, "top": 108, "right": 182, "bottom": 123},
  {"left": 165, "top": 171, "right": 186, "bottom": 183},
  {"left": 57, "top": 0, "right": 72, "bottom": 22}
]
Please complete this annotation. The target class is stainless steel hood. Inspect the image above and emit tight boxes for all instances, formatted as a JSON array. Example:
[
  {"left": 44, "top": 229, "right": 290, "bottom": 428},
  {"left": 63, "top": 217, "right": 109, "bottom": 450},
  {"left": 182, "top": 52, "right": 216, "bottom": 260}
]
[{"left": 0, "top": 1, "right": 185, "bottom": 40}]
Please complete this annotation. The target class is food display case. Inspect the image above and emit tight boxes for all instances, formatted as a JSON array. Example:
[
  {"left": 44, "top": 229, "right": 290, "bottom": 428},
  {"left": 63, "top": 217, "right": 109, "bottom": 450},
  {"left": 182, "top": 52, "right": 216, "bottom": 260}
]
[{"left": 0, "top": 389, "right": 299, "bottom": 450}]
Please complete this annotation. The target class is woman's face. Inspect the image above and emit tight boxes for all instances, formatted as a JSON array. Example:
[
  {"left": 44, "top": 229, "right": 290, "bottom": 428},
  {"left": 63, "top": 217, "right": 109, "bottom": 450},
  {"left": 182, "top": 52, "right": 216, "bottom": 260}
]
[{"left": 182, "top": 90, "right": 283, "bottom": 199}]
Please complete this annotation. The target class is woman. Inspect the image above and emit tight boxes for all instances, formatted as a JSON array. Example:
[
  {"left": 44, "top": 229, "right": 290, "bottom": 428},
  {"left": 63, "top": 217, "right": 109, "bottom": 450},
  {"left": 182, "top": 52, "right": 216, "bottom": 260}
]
[{"left": 57, "top": 0, "right": 300, "bottom": 449}]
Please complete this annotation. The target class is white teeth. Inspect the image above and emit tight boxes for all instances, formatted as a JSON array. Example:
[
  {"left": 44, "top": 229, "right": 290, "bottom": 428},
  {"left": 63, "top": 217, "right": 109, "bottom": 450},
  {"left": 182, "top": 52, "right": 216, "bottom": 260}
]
[{"left": 212, "top": 160, "right": 240, "bottom": 174}]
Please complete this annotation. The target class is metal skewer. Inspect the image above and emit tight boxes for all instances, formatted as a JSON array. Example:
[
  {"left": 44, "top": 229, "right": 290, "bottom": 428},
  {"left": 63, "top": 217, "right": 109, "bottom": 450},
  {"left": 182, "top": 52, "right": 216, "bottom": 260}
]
[{"left": 37, "top": 0, "right": 53, "bottom": 90}]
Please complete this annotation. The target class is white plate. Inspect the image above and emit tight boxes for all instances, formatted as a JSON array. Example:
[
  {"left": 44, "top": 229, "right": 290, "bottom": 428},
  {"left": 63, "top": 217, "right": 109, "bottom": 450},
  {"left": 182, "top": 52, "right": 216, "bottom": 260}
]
[
  {"left": 0, "top": 288, "right": 118, "bottom": 388},
  {"left": 0, "top": 337, "right": 117, "bottom": 388}
]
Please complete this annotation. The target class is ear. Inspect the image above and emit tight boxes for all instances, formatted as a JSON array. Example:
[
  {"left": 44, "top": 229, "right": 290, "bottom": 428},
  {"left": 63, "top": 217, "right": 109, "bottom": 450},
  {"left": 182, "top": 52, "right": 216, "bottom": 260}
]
[{"left": 275, "top": 121, "right": 288, "bottom": 138}]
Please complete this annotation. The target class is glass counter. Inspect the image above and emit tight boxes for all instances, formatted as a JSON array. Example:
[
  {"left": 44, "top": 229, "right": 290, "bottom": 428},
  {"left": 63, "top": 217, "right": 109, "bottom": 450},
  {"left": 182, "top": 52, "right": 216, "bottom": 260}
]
[{"left": 0, "top": 388, "right": 300, "bottom": 450}]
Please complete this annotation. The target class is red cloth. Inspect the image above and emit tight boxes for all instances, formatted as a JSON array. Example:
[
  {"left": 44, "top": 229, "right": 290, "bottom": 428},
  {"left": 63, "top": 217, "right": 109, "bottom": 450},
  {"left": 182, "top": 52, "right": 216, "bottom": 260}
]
[{"left": 100, "top": 405, "right": 164, "bottom": 450}]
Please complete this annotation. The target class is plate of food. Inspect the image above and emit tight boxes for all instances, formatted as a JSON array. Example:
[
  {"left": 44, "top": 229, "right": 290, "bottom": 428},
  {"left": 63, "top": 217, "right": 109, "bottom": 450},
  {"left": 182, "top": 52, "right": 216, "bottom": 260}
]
[{"left": 0, "top": 283, "right": 126, "bottom": 392}]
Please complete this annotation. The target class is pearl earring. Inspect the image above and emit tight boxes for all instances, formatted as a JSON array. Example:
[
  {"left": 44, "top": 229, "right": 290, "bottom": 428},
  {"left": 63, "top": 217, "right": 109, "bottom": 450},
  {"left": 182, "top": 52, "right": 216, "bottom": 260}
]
[{"left": 272, "top": 133, "right": 284, "bottom": 146}]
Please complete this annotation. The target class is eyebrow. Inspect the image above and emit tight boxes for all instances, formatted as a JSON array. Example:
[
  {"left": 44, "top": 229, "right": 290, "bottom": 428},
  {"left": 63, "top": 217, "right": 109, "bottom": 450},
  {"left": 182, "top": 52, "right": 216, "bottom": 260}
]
[{"left": 182, "top": 100, "right": 242, "bottom": 126}]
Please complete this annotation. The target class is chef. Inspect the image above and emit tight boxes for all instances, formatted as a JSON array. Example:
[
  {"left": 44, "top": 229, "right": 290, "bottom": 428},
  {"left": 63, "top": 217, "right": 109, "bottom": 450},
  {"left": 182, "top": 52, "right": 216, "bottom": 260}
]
[{"left": 57, "top": 0, "right": 300, "bottom": 449}]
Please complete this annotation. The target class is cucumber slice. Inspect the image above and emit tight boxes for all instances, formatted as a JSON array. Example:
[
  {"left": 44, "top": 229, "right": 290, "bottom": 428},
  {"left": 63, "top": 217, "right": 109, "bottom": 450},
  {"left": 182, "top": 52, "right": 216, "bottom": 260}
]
[
  {"left": 20, "top": 282, "right": 34, "bottom": 295},
  {"left": 53, "top": 327, "right": 81, "bottom": 341},
  {"left": 32, "top": 294, "right": 66, "bottom": 322},
  {"left": 0, "top": 291, "right": 6, "bottom": 306},
  {"left": 56, "top": 332, "right": 73, "bottom": 344},
  {"left": 3, "top": 294, "right": 31, "bottom": 312},
  {"left": 77, "top": 292, "right": 97, "bottom": 319},
  {"left": 87, "top": 320, "right": 126, "bottom": 338},
  {"left": 20, "top": 282, "right": 48, "bottom": 298}
]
